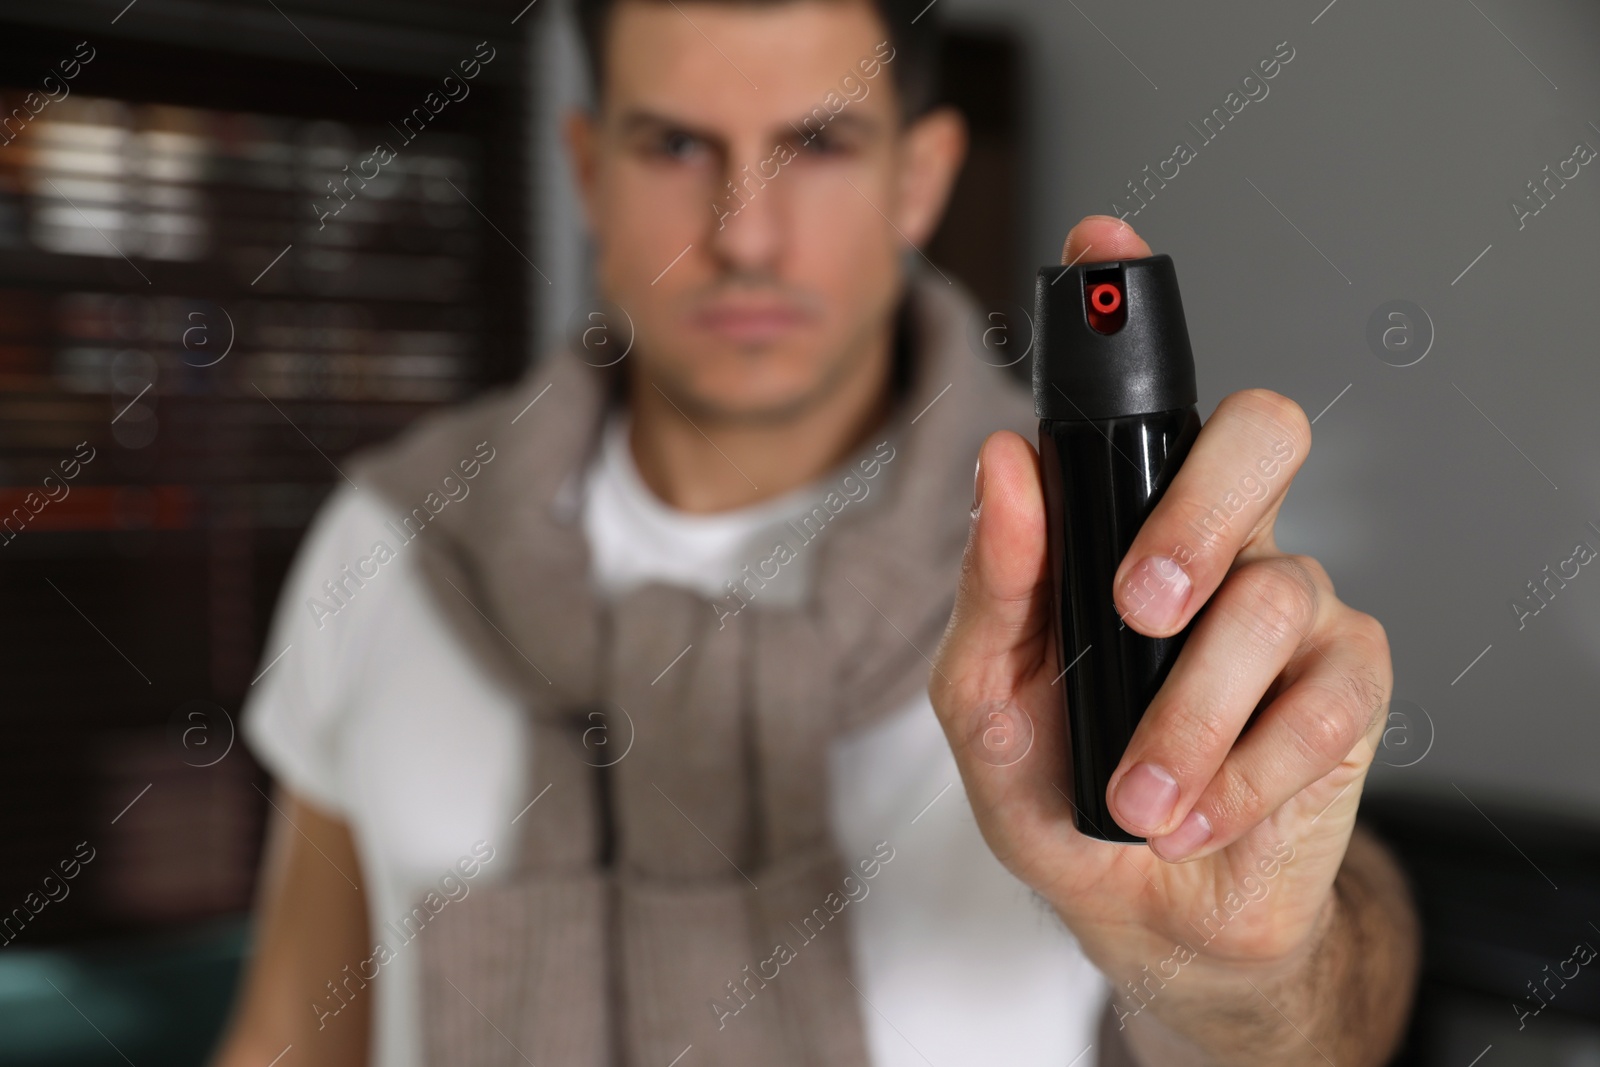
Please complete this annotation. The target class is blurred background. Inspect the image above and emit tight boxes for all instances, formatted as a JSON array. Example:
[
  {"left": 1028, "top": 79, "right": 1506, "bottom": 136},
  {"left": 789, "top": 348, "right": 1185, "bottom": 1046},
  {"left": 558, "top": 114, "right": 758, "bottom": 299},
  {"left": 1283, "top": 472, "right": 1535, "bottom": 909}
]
[{"left": 0, "top": 0, "right": 1596, "bottom": 1063}]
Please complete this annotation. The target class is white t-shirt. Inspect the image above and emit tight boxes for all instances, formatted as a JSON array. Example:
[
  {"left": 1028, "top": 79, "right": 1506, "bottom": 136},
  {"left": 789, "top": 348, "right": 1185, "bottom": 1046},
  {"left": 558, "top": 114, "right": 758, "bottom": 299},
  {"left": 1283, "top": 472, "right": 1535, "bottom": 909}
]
[{"left": 242, "top": 411, "right": 1110, "bottom": 1066}]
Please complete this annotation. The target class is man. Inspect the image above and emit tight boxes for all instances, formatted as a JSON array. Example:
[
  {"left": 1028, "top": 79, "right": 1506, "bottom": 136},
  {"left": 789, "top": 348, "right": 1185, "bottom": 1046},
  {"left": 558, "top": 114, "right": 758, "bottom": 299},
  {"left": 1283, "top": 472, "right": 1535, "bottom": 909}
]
[{"left": 214, "top": 0, "right": 1420, "bottom": 1064}]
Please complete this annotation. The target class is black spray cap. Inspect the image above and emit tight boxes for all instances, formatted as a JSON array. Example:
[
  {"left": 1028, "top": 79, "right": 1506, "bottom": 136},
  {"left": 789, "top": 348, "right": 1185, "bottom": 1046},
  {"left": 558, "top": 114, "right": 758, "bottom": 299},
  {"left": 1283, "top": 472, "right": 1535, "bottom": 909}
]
[{"left": 1032, "top": 252, "right": 1197, "bottom": 422}]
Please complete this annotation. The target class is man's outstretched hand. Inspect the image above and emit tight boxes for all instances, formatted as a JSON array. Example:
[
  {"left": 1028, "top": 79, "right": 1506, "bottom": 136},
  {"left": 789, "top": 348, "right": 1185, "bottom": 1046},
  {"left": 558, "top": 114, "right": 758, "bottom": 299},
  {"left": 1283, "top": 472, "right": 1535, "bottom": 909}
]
[{"left": 928, "top": 216, "right": 1419, "bottom": 1066}]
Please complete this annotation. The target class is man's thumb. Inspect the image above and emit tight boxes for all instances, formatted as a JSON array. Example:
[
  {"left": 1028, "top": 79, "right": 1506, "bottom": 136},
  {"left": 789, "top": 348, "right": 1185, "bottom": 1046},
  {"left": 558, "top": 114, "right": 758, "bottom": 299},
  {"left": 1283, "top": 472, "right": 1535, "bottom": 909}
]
[{"left": 935, "top": 430, "right": 1050, "bottom": 685}]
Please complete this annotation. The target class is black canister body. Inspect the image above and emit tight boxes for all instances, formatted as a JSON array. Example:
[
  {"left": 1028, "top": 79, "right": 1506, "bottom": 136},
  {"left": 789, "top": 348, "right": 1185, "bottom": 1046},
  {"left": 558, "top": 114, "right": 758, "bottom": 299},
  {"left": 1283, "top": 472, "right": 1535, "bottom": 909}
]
[
  {"left": 1039, "top": 409, "right": 1200, "bottom": 841},
  {"left": 1032, "top": 254, "right": 1201, "bottom": 843}
]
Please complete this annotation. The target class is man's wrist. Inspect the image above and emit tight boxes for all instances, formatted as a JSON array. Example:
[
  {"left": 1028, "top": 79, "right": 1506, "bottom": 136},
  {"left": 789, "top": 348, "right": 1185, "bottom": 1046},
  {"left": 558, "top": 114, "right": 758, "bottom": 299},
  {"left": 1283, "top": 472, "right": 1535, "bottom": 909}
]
[
  {"left": 1111, "top": 886, "right": 1343, "bottom": 1067},
  {"left": 1107, "top": 826, "right": 1420, "bottom": 1067}
]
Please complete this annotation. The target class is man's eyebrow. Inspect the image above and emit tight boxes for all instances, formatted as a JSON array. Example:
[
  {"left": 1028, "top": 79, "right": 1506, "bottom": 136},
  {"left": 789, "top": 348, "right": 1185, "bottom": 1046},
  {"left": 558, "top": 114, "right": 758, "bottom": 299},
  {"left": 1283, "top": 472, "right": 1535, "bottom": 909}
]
[
  {"left": 615, "top": 109, "right": 725, "bottom": 144},
  {"left": 614, "top": 107, "right": 886, "bottom": 144},
  {"left": 784, "top": 110, "right": 883, "bottom": 139}
]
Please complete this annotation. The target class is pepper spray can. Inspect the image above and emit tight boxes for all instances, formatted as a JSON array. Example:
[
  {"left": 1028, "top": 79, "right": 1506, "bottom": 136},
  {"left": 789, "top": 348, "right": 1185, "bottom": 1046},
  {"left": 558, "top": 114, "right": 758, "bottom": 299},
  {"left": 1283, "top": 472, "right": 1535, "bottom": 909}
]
[{"left": 1032, "top": 254, "right": 1201, "bottom": 843}]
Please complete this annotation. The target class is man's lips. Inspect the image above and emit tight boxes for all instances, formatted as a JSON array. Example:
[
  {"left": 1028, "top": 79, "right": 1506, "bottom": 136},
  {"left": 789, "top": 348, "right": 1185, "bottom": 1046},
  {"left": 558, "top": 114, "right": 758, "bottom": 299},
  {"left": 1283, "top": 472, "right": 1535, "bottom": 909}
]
[{"left": 691, "top": 302, "right": 815, "bottom": 344}]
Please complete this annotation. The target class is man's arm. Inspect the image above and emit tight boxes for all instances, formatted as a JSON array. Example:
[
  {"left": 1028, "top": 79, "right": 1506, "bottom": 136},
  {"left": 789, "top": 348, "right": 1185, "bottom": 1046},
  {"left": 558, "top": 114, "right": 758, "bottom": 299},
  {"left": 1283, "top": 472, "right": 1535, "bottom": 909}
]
[
  {"left": 211, "top": 789, "right": 371, "bottom": 1067},
  {"left": 1109, "top": 823, "right": 1420, "bottom": 1066}
]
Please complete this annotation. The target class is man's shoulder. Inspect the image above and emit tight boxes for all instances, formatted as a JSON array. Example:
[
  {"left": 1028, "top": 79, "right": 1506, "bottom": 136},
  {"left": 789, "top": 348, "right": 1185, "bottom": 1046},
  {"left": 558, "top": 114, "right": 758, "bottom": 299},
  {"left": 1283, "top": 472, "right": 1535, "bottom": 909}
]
[
  {"left": 347, "top": 348, "right": 601, "bottom": 525},
  {"left": 278, "top": 483, "right": 422, "bottom": 642},
  {"left": 351, "top": 372, "right": 533, "bottom": 481}
]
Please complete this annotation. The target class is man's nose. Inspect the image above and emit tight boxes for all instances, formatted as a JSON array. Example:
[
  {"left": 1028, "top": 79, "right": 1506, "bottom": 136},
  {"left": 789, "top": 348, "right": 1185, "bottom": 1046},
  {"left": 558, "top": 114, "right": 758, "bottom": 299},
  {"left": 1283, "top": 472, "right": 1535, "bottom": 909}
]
[{"left": 707, "top": 153, "right": 786, "bottom": 272}]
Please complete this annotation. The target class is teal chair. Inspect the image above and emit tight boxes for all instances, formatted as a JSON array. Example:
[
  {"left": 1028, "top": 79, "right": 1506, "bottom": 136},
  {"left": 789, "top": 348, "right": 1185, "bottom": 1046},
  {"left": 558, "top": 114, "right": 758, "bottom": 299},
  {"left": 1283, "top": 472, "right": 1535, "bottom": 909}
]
[{"left": 0, "top": 918, "right": 248, "bottom": 1067}]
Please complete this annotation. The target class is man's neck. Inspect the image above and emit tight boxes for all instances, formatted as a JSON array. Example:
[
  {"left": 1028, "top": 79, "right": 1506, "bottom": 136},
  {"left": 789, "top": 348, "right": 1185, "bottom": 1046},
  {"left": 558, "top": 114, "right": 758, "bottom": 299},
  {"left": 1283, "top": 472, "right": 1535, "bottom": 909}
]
[{"left": 626, "top": 321, "right": 899, "bottom": 515}]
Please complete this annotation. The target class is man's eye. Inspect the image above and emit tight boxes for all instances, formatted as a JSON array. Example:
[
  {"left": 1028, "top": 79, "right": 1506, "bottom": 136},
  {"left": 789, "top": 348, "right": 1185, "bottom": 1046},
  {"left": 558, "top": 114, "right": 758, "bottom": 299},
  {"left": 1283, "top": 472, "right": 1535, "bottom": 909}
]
[
  {"left": 795, "top": 133, "right": 851, "bottom": 157},
  {"left": 658, "top": 131, "right": 704, "bottom": 160}
]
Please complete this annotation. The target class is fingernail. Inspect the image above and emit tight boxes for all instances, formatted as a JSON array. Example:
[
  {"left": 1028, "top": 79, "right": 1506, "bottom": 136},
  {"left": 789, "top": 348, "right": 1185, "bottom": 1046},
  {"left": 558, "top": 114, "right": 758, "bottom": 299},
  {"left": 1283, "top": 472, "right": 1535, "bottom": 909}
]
[
  {"left": 1119, "top": 555, "right": 1192, "bottom": 631},
  {"left": 971, "top": 455, "right": 985, "bottom": 516},
  {"left": 1112, "top": 762, "right": 1179, "bottom": 832},
  {"left": 1152, "top": 809, "right": 1213, "bottom": 861}
]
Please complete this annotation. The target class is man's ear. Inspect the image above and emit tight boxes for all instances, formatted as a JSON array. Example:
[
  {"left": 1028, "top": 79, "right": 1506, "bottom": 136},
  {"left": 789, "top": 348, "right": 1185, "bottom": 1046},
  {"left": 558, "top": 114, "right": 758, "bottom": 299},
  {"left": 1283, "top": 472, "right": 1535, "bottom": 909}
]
[
  {"left": 894, "top": 105, "right": 969, "bottom": 249},
  {"left": 563, "top": 106, "right": 601, "bottom": 233}
]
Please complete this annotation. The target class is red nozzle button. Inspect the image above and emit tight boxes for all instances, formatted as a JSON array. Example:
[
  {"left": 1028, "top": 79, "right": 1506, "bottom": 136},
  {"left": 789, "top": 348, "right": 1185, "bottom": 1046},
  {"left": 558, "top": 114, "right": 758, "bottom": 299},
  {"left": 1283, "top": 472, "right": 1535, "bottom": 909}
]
[{"left": 1089, "top": 283, "right": 1122, "bottom": 314}]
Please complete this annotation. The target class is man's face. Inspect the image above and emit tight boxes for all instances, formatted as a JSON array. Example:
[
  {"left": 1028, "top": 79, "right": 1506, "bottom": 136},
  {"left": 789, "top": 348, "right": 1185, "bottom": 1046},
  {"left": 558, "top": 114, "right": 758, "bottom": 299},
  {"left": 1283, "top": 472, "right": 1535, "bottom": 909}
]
[{"left": 569, "top": 0, "right": 958, "bottom": 423}]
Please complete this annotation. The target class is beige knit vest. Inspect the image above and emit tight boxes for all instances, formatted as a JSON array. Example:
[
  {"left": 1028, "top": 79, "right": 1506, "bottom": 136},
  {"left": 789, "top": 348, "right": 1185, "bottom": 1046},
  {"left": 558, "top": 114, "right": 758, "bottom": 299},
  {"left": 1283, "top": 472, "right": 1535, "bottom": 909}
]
[{"left": 348, "top": 269, "right": 1034, "bottom": 1066}]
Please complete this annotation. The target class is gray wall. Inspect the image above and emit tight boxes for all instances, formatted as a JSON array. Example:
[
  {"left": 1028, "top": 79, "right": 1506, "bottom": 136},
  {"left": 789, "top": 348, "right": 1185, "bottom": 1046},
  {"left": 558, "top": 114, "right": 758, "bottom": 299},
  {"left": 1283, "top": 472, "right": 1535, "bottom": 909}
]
[
  {"left": 534, "top": 0, "right": 1600, "bottom": 816},
  {"left": 943, "top": 0, "right": 1600, "bottom": 816}
]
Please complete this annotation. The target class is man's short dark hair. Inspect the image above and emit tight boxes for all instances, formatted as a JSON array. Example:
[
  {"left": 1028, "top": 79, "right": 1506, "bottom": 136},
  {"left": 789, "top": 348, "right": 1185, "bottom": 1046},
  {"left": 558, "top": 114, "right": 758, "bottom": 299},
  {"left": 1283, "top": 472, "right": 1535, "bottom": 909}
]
[{"left": 570, "top": 0, "right": 943, "bottom": 122}]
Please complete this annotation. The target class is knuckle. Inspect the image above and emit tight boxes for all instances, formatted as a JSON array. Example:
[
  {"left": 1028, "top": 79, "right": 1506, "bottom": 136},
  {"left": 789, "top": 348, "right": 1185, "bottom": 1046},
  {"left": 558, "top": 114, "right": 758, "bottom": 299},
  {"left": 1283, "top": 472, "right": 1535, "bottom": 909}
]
[
  {"left": 1238, "top": 600, "right": 1298, "bottom": 659},
  {"left": 1284, "top": 553, "right": 1332, "bottom": 594},
  {"left": 1234, "top": 559, "right": 1318, "bottom": 652},
  {"left": 1157, "top": 702, "right": 1234, "bottom": 777},
  {"left": 1286, "top": 687, "right": 1365, "bottom": 767},
  {"left": 1336, "top": 611, "right": 1392, "bottom": 733},
  {"left": 1228, "top": 388, "right": 1313, "bottom": 459},
  {"left": 1350, "top": 609, "right": 1391, "bottom": 662},
  {"left": 1208, "top": 759, "right": 1272, "bottom": 829},
  {"left": 1343, "top": 660, "right": 1390, "bottom": 739}
]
